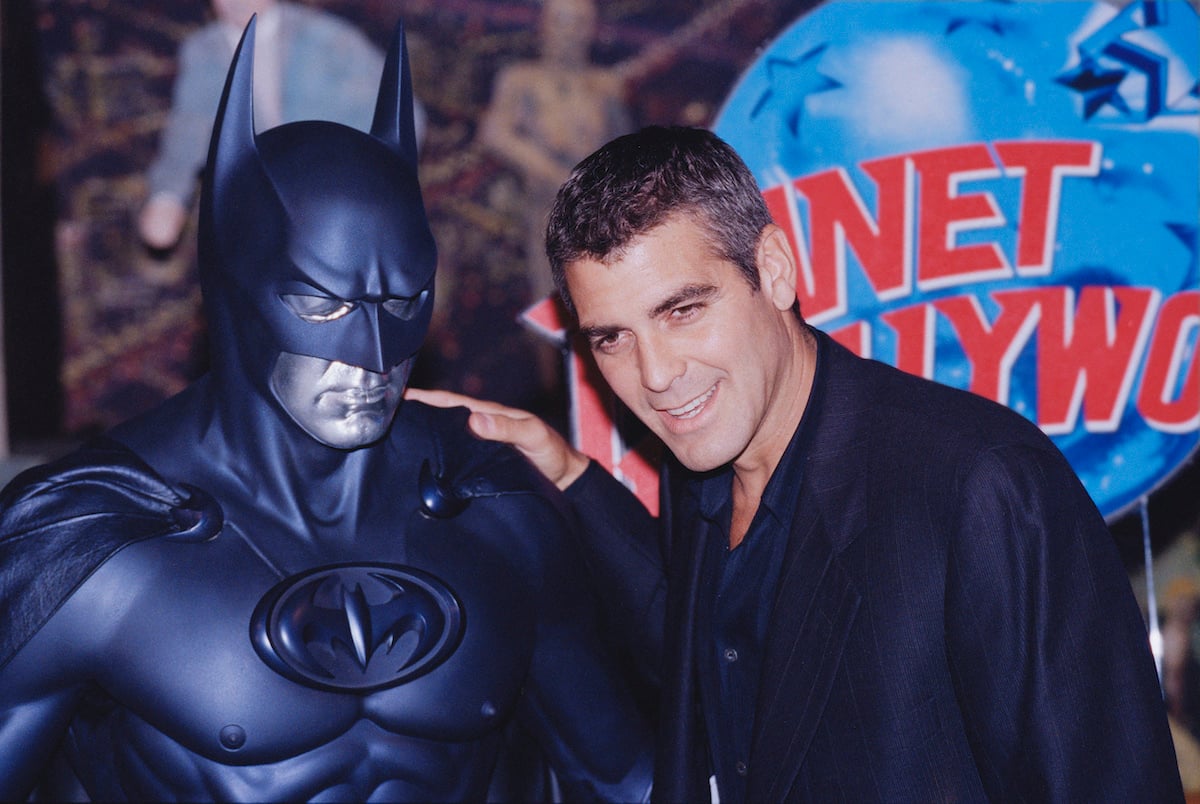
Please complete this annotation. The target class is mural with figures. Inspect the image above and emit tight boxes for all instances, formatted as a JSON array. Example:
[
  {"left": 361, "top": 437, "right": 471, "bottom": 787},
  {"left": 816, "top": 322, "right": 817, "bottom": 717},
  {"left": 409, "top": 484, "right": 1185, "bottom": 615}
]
[{"left": 9, "top": 0, "right": 817, "bottom": 436}]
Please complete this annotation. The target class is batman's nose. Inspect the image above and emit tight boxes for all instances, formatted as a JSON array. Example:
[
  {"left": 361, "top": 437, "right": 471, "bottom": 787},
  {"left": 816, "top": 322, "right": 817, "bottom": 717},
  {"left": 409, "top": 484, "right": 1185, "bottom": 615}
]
[{"left": 352, "top": 304, "right": 389, "bottom": 374}]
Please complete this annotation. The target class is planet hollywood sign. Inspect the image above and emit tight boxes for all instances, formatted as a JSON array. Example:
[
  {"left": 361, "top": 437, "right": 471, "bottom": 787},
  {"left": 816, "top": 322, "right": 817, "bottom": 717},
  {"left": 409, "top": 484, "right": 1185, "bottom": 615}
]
[
  {"left": 759, "top": 136, "right": 1197, "bottom": 520},
  {"left": 526, "top": 0, "right": 1199, "bottom": 520}
]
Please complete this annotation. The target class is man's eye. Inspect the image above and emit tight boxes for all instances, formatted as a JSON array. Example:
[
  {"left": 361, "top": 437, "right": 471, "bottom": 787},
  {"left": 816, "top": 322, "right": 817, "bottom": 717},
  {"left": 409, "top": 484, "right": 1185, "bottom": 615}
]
[
  {"left": 281, "top": 294, "right": 356, "bottom": 323},
  {"left": 671, "top": 303, "right": 701, "bottom": 320},
  {"left": 590, "top": 332, "right": 626, "bottom": 355},
  {"left": 382, "top": 290, "right": 428, "bottom": 321}
]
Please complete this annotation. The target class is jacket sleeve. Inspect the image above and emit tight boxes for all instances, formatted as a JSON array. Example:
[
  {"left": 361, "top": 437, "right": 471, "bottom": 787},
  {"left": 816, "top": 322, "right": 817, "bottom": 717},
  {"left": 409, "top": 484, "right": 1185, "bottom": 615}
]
[
  {"left": 509, "top": 483, "right": 654, "bottom": 803},
  {"left": 565, "top": 461, "right": 669, "bottom": 688},
  {"left": 943, "top": 442, "right": 1183, "bottom": 802}
]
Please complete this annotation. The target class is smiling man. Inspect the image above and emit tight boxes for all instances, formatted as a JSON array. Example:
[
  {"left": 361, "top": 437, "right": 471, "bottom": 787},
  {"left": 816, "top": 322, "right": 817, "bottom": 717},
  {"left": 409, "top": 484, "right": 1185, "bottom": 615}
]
[
  {"left": 567, "top": 211, "right": 813, "bottom": 547},
  {"left": 0, "top": 20, "right": 651, "bottom": 802},
  {"left": 410, "top": 125, "right": 1183, "bottom": 802}
]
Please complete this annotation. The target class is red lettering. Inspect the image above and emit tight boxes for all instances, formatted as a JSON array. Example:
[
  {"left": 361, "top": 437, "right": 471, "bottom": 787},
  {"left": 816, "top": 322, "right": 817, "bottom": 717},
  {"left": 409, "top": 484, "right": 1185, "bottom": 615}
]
[
  {"left": 788, "top": 155, "right": 911, "bottom": 322},
  {"left": 993, "top": 140, "right": 1100, "bottom": 276},
  {"left": 765, "top": 140, "right": 1100, "bottom": 323},
  {"left": 909, "top": 144, "right": 1010, "bottom": 290},
  {"left": 1035, "top": 286, "right": 1158, "bottom": 434},
  {"left": 763, "top": 183, "right": 836, "bottom": 319},
  {"left": 829, "top": 320, "right": 870, "bottom": 357},
  {"left": 1137, "top": 290, "right": 1200, "bottom": 432},
  {"left": 880, "top": 305, "right": 935, "bottom": 379},
  {"left": 936, "top": 292, "right": 1040, "bottom": 404}
]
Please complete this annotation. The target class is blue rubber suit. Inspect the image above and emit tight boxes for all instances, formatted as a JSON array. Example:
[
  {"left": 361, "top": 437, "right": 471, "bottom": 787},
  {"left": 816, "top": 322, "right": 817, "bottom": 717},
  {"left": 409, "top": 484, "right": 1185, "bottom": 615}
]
[{"left": 0, "top": 19, "right": 652, "bottom": 802}]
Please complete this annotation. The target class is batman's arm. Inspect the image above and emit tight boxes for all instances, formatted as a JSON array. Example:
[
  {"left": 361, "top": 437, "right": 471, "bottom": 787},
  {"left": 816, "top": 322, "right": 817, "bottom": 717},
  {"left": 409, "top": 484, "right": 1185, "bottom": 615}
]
[
  {"left": 0, "top": 439, "right": 222, "bottom": 796},
  {"left": 430, "top": 415, "right": 653, "bottom": 798},
  {"left": 0, "top": 639, "right": 88, "bottom": 798}
]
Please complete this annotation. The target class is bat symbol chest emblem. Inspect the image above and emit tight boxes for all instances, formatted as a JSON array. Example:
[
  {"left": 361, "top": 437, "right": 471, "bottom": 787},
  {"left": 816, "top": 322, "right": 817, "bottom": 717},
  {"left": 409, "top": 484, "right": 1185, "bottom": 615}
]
[{"left": 250, "top": 563, "right": 464, "bottom": 692}]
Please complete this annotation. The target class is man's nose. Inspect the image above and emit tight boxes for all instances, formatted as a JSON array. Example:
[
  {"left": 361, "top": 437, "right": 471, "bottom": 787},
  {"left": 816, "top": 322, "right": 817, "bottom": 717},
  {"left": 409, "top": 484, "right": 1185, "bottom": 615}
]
[{"left": 637, "top": 333, "right": 684, "bottom": 393}]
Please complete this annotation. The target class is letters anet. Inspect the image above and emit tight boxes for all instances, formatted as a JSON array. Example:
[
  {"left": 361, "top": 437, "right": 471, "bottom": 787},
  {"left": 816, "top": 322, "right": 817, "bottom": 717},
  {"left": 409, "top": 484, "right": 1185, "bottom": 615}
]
[{"left": 765, "top": 138, "right": 1199, "bottom": 438}]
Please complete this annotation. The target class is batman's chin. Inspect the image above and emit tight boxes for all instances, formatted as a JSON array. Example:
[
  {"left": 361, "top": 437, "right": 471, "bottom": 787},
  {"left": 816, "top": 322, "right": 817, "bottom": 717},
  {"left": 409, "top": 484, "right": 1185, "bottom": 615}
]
[{"left": 308, "top": 408, "right": 395, "bottom": 449}]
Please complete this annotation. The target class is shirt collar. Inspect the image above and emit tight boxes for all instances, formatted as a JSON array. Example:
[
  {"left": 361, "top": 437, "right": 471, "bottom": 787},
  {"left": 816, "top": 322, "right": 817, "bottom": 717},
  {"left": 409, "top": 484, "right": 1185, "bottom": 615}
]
[
  {"left": 689, "top": 327, "right": 828, "bottom": 530},
  {"left": 693, "top": 381, "right": 817, "bottom": 529}
]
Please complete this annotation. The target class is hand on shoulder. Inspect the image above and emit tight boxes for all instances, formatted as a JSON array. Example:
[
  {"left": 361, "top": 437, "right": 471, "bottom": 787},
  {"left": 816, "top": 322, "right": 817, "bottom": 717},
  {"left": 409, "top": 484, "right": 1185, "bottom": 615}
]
[{"left": 404, "top": 388, "right": 590, "bottom": 490}]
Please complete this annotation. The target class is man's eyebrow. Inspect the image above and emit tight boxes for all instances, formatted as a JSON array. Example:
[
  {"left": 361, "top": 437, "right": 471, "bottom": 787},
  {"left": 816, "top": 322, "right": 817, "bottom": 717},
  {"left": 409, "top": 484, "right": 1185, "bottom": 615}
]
[
  {"left": 649, "top": 284, "right": 718, "bottom": 318},
  {"left": 578, "top": 323, "right": 619, "bottom": 342},
  {"left": 577, "top": 284, "right": 719, "bottom": 341}
]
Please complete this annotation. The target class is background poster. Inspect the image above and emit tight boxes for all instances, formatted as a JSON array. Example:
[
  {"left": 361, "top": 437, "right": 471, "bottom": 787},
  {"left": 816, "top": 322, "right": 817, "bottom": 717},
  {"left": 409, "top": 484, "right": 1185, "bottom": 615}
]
[
  {"left": 559, "top": 0, "right": 1199, "bottom": 524},
  {"left": 716, "top": 0, "right": 1199, "bottom": 521}
]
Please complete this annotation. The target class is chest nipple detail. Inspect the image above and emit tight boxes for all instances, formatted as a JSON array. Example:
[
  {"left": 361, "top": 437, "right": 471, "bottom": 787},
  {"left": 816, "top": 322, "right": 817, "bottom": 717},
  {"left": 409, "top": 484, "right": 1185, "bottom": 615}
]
[
  {"left": 219, "top": 724, "right": 247, "bottom": 752},
  {"left": 250, "top": 563, "right": 464, "bottom": 693}
]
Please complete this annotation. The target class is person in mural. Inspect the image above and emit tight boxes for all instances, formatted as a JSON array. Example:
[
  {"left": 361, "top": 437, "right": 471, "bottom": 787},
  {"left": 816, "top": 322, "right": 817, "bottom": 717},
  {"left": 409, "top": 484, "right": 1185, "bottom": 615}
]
[
  {"left": 480, "top": 0, "right": 759, "bottom": 393},
  {"left": 409, "top": 125, "right": 1184, "bottom": 802},
  {"left": 0, "top": 20, "right": 652, "bottom": 801},
  {"left": 138, "top": 0, "right": 425, "bottom": 251},
  {"left": 480, "top": 0, "right": 631, "bottom": 306}
]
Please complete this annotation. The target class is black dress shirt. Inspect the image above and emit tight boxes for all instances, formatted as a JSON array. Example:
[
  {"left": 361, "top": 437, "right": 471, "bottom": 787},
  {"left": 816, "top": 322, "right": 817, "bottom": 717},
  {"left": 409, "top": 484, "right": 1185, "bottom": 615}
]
[{"left": 694, "top": 415, "right": 808, "bottom": 804}]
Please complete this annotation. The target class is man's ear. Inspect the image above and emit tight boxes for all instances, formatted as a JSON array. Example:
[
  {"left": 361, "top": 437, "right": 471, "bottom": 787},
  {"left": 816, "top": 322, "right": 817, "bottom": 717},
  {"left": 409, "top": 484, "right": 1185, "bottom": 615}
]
[{"left": 756, "top": 224, "right": 799, "bottom": 312}]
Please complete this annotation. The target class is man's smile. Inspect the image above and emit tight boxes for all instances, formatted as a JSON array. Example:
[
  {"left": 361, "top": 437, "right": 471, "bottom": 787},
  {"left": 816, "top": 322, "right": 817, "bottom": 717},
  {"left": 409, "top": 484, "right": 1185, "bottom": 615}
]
[{"left": 660, "top": 383, "right": 718, "bottom": 421}]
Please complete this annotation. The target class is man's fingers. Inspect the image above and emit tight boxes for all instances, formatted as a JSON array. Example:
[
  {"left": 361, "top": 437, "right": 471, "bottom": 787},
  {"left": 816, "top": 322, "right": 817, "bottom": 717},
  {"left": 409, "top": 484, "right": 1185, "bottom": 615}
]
[
  {"left": 404, "top": 387, "right": 531, "bottom": 420},
  {"left": 467, "top": 410, "right": 515, "bottom": 442},
  {"left": 404, "top": 386, "right": 548, "bottom": 454},
  {"left": 403, "top": 386, "right": 587, "bottom": 489},
  {"left": 467, "top": 409, "right": 544, "bottom": 446}
]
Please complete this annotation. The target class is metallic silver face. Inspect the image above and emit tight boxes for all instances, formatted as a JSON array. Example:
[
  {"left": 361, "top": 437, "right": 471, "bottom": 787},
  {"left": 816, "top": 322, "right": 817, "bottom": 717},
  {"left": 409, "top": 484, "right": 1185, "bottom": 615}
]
[{"left": 270, "top": 352, "right": 411, "bottom": 448}]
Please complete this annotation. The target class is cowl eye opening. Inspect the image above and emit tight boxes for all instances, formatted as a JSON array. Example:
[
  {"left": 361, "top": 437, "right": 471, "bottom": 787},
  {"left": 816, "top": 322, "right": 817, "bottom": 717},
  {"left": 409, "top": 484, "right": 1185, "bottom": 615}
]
[
  {"left": 280, "top": 293, "right": 357, "bottom": 323},
  {"left": 382, "top": 288, "right": 430, "bottom": 321}
]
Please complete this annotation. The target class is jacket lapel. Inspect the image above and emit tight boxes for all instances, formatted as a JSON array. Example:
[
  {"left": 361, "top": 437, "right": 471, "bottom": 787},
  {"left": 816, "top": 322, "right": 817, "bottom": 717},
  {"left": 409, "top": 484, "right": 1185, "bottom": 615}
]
[
  {"left": 746, "top": 331, "right": 869, "bottom": 801},
  {"left": 652, "top": 480, "right": 715, "bottom": 804},
  {"left": 747, "top": 506, "right": 861, "bottom": 801}
]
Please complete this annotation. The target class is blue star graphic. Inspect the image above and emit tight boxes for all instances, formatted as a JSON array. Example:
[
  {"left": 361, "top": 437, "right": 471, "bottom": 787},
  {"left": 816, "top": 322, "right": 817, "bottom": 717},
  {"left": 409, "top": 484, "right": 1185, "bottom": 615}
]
[
  {"left": 1057, "top": 0, "right": 1176, "bottom": 122},
  {"left": 1103, "top": 38, "right": 1167, "bottom": 118},
  {"left": 1056, "top": 58, "right": 1130, "bottom": 119},
  {"left": 750, "top": 43, "right": 842, "bottom": 138},
  {"left": 946, "top": 15, "right": 1005, "bottom": 35}
]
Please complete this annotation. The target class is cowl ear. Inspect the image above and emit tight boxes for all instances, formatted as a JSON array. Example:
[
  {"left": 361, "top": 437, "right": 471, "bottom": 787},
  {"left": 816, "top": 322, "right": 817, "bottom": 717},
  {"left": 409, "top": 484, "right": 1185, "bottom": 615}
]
[
  {"left": 201, "top": 15, "right": 284, "bottom": 274},
  {"left": 206, "top": 15, "right": 261, "bottom": 210},
  {"left": 369, "top": 20, "right": 420, "bottom": 171}
]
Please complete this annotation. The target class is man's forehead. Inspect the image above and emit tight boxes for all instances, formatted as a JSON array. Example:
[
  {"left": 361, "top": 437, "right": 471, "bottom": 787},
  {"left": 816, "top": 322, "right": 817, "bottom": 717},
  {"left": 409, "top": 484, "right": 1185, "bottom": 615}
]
[{"left": 568, "top": 265, "right": 724, "bottom": 334}]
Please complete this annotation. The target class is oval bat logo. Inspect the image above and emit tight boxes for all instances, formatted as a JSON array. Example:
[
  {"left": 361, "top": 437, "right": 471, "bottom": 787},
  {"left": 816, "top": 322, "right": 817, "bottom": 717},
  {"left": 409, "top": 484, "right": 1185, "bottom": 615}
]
[{"left": 250, "top": 563, "right": 464, "bottom": 692}]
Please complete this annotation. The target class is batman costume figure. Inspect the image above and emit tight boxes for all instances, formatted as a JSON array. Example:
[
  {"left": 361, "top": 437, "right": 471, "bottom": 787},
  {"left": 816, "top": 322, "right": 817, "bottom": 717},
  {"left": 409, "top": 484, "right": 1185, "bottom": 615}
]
[{"left": 0, "top": 19, "right": 652, "bottom": 801}]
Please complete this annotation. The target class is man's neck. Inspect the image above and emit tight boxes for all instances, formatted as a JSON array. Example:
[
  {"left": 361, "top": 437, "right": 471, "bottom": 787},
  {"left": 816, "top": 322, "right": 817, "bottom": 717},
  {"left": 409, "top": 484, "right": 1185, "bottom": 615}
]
[{"left": 728, "top": 323, "right": 817, "bottom": 548}]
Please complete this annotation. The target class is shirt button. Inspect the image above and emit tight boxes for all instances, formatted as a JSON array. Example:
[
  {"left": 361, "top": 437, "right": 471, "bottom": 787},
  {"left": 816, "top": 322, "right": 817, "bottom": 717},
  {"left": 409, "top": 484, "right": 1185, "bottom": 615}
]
[
  {"left": 723, "top": 647, "right": 739, "bottom": 663},
  {"left": 736, "top": 760, "right": 748, "bottom": 776}
]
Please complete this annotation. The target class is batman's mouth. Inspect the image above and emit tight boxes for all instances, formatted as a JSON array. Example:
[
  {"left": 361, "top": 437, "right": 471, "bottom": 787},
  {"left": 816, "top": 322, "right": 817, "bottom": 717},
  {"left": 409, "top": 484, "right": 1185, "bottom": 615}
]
[{"left": 340, "top": 386, "right": 389, "bottom": 404}]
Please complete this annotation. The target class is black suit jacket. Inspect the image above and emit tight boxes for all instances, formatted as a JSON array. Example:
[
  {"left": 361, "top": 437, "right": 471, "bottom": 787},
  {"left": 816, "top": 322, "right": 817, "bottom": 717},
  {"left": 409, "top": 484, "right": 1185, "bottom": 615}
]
[{"left": 568, "top": 329, "right": 1182, "bottom": 802}]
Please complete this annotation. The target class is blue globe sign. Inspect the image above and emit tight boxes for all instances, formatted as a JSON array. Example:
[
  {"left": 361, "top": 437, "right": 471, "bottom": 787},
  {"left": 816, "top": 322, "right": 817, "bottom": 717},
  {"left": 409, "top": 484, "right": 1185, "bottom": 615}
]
[{"left": 715, "top": 0, "right": 1199, "bottom": 520}]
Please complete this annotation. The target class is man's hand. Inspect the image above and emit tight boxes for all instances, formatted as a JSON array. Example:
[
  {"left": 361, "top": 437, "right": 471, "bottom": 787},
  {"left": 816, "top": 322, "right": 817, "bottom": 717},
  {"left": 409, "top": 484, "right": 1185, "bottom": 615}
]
[
  {"left": 138, "top": 193, "right": 188, "bottom": 251},
  {"left": 404, "top": 388, "right": 590, "bottom": 490}
]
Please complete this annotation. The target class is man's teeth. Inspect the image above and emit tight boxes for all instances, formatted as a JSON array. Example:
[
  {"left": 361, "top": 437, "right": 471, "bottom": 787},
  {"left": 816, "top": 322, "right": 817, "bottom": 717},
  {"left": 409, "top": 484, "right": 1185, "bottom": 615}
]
[{"left": 668, "top": 386, "right": 715, "bottom": 418}]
